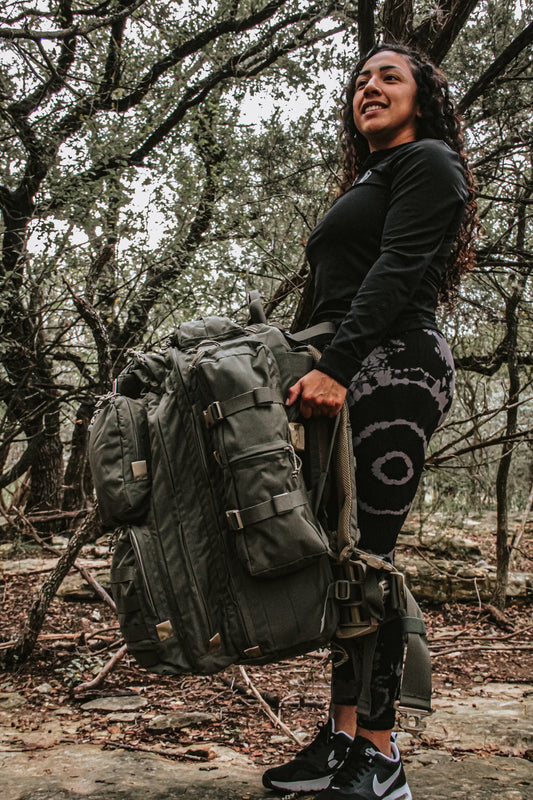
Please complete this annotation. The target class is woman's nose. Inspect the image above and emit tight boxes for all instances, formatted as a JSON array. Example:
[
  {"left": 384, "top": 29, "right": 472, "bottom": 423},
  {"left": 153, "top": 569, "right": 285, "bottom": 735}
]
[{"left": 364, "top": 75, "right": 381, "bottom": 93}]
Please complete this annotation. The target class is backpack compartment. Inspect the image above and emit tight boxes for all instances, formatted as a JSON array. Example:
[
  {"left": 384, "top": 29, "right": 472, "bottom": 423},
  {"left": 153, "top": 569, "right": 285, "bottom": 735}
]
[
  {"left": 110, "top": 524, "right": 191, "bottom": 673},
  {"left": 194, "top": 338, "right": 329, "bottom": 578},
  {"left": 88, "top": 394, "right": 151, "bottom": 526}
]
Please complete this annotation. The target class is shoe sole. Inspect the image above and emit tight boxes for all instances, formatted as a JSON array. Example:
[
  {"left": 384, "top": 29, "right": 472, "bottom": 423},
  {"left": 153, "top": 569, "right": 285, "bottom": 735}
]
[
  {"left": 264, "top": 774, "right": 333, "bottom": 793},
  {"left": 384, "top": 785, "right": 412, "bottom": 800}
]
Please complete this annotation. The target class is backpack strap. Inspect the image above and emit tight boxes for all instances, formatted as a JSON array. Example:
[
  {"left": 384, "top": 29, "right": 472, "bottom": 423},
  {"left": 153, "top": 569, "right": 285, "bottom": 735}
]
[
  {"left": 288, "top": 321, "right": 337, "bottom": 342},
  {"left": 396, "top": 588, "right": 432, "bottom": 727},
  {"left": 331, "top": 550, "right": 432, "bottom": 727},
  {"left": 203, "top": 387, "right": 283, "bottom": 427},
  {"left": 226, "top": 488, "right": 309, "bottom": 530}
]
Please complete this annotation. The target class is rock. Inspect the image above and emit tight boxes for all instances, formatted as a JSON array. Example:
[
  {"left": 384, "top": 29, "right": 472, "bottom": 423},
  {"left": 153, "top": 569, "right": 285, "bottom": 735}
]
[
  {"left": 423, "top": 683, "right": 533, "bottom": 757},
  {"left": 394, "top": 551, "right": 533, "bottom": 604},
  {"left": 0, "top": 692, "right": 26, "bottom": 710},
  {"left": 397, "top": 530, "right": 482, "bottom": 557},
  {"left": 1, "top": 683, "right": 532, "bottom": 799},
  {"left": 34, "top": 683, "right": 55, "bottom": 695},
  {"left": 147, "top": 711, "right": 216, "bottom": 732},
  {"left": 80, "top": 695, "right": 148, "bottom": 712},
  {"left": 0, "top": 558, "right": 109, "bottom": 576},
  {"left": 56, "top": 569, "right": 111, "bottom": 602},
  {"left": 106, "top": 712, "right": 140, "bottom": 723}
]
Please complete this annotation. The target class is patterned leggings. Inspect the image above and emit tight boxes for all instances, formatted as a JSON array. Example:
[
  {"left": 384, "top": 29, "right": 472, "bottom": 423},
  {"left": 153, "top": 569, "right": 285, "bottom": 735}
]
[{"left": 330, "top": 329, "right": 455, "bottom": 730}]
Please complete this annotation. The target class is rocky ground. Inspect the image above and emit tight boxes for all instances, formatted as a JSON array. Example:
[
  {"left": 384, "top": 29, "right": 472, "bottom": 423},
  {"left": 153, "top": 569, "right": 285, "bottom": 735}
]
[{"left": 0, "top": 513, "right": 532, "bottom": 799}]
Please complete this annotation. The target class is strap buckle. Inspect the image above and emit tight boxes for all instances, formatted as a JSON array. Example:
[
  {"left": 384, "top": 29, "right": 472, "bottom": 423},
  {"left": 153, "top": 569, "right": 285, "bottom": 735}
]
[
  {"left": 334, "top": 580, "right": 353, "bottom": 601},
  {"left": 396, "top": 705, "right": 431, "bottom": 732},
  {"left": 351, "top": 547, "right": 396, "bottom": 572},
  {"left": 203, "top": 401, "right": 223, "bottom": 427},
  {"left": 226, "top": 509, "right": 244, "bottom": 531}
]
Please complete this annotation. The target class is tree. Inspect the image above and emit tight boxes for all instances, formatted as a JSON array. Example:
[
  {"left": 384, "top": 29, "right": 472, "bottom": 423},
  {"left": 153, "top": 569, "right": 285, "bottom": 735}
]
[
  {"left": 0, "top": 0, "right": 532, "bottom": 609},
  {"left": 0, "top": 0, "right": 349, "bottom": 526}
]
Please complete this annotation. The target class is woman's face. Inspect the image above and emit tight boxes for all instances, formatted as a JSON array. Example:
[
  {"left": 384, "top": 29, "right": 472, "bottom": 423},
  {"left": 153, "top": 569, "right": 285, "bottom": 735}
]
[{"left": 352, "top": 50, "right": 421, "bottom": 152}]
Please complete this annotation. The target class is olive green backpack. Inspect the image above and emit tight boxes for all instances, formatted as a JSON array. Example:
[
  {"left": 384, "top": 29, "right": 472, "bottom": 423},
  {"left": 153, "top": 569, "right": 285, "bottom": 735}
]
[{"left": 88, "top": 300, "right": 432, "bottom": 727}]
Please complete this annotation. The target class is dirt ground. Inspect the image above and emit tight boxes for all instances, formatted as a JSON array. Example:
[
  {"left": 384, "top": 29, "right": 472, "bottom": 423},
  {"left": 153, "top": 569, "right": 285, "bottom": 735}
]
[{"left": 1, "top": 517, "right": 532, "bottom": 769}]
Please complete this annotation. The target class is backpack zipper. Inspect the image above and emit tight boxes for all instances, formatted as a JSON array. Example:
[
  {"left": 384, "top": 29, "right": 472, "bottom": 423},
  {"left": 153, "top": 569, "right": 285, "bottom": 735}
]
[
  {"left": 156, "top": 417, "right": 216, "bottom": 644},
  {"left": 124, "top": 397, "right": 143, "bottom": 467},
  {"left": 169, "top": 348, "right": 258, "bottom": 652},
  {"left": 129, "top": 527, "right": 157, "bottom": 616}
]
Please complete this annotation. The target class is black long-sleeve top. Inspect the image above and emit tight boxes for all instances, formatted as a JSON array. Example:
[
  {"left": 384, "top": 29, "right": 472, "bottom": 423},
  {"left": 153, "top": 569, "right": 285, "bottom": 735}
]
[{"left": 307, "top": 138, "right": 468, "bottom": 387}]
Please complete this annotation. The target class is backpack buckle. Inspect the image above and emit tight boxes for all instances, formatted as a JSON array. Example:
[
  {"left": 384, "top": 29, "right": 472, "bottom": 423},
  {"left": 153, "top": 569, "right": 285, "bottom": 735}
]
[
  {"left": 396, "top": 706, "right": 430, "bottom": 732},
  {"left": 334, "top": 580, "right": 353, "bottom": 601},
  {"left": 226, "top": 509, "right": 244, "bottom": 530},
  {"left": 203, "top": 401, "right": 223, "bottom": 427}
]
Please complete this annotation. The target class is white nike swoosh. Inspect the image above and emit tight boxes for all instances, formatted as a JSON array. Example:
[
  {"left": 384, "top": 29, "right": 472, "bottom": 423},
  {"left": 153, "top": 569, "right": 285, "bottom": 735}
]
[{"left": 373, "top": 764, "right": 402, "bottom": 797}]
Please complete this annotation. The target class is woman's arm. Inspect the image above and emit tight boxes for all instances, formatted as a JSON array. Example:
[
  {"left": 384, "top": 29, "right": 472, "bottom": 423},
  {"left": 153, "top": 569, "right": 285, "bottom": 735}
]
[{"left": 317, "top": 140, "right": 467, "bottom": 388}]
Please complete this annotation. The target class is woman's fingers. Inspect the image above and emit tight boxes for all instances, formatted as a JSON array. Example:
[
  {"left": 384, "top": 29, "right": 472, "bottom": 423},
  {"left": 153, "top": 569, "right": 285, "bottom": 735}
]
[
  {"left": 285, "top": 379, "right": 303, "bottom": 407},
  {"left": 286, "top": 370, "right": 347, "bottom": 417}
]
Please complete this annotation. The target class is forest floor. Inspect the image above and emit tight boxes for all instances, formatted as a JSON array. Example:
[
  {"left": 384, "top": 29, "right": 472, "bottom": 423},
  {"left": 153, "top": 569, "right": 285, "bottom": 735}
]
[{"left": 0, "top": 513, "right": 532, "bottom": 798}]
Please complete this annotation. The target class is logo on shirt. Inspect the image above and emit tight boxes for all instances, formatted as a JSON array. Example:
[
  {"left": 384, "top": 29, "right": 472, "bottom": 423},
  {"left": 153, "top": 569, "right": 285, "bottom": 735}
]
[{"left": 354, "top": 169, "right": 372, "bottom": 185}]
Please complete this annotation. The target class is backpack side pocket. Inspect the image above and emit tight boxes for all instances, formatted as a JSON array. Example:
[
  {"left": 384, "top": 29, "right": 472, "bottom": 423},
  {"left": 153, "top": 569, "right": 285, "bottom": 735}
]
[{"left": 88, "top": 395, "right": 151, "bottom": 526}]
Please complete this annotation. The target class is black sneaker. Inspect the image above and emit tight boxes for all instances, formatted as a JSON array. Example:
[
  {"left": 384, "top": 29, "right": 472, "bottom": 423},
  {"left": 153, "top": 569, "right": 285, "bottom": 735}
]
[
  {"left": 262, "top": 719, "right": 352, "bottom": 795},
  {"left": 312, "top": 736, "right": 411, "bottom": 799}
]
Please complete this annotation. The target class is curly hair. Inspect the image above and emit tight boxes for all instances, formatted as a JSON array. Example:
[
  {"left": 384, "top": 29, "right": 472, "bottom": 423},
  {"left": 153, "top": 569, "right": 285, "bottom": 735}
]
[{"left": 339, "top": 42, "right": 477, "bottom": 306}]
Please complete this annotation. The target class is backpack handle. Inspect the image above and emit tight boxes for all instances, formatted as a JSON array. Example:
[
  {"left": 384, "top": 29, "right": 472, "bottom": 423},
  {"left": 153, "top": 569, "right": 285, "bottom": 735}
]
[{"left": 247, "top": 290, "right": 267, "bottom": 324}]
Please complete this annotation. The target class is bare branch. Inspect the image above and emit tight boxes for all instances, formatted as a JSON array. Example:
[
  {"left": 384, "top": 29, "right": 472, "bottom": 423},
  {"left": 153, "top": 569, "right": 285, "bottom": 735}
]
[
  {"left": 358, "top": 0, "right": 377, "bottom": 56},
  {"left": 459, "top": 20, "right": 533, "bottom": 113},
  {"left": 0, "top": 0, "right": 148, "bottom": 40}
]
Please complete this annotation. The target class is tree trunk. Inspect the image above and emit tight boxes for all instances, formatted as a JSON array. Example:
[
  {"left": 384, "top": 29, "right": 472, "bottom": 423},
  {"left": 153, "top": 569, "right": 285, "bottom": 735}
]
[
  {"left": 492, "top": 179, "right": 532, "bottom": 609},
  {"left": 23, "top": 409, "right": 64, "bottom": 536},
  {"left": 62, "top": 402, "right": 95, "bottom": 518}
]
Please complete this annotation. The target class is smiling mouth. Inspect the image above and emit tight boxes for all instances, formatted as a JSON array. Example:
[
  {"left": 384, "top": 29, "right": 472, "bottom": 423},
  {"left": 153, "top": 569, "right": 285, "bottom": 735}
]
[{"left": 362, "top": 103, "right": 387, "bottom": 114}]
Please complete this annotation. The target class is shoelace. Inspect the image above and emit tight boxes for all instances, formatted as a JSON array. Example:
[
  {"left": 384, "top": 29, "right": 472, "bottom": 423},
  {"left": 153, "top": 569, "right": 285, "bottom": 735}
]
[{"left": 332, "top": 745, "right": 376, "bottom": 787}]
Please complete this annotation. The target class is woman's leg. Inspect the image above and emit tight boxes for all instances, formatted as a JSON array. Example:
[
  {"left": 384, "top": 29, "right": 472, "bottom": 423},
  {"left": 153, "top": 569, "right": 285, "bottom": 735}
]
[{"left": 331, "top": 329, "right": 455, "bottom": 748}]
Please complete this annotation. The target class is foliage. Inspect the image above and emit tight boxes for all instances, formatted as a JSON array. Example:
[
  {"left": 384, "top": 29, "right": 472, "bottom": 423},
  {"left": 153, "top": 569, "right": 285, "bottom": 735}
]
[{"left": 0, "top": 1, "right": 532, "bottom": 607}]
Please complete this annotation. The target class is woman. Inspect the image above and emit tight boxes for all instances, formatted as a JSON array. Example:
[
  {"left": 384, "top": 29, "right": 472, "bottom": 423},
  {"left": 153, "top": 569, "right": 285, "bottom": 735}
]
[{"left": 263, "top": 43, "right": 477, "bottom": 800}]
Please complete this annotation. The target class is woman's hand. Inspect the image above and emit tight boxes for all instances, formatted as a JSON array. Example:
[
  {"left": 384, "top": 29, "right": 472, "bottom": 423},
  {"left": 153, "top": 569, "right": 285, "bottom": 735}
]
[{"left": 286, "top": 369, "right": 347, "bottom": 418}]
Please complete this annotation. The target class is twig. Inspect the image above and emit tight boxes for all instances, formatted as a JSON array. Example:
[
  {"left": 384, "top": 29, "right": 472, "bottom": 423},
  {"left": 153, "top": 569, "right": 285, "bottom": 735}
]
[
  {"left": 9, "top": 507, "right": 116, "bottom": 611},
  {"left": 0, "top": 627, "right": 120, "bottom": 650},
  {"left": 73, "top": 643, "right": 127, "bottom": 694},
  {"left": 432, "top": 644, "right": 533, "bottom": 657},
  {"left": 102, "top": 741, "right": 214, "bottom": 761},
  {"left": 431, "top": 623, "right": 533, "bottom": 644},
  {"left": 220, "top": 674, "right": 280, "bottom": 708},
  {"left": 238, "top": 665, "right": 302, "bottom": 746}
]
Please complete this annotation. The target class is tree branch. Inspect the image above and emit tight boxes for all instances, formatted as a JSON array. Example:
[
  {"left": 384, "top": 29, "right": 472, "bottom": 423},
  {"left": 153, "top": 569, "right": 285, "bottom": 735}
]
[
  {"left": 412, "top": 0, "right": 481, "bottom": 65},
  {"left": 381, "top": 0, "right": 413, "bottom": 45},
  {"left": 0, "top": 509, "right": 102, "bottom": 669},
  {"left": 63, "top": 278, "right": 113, "bottom": 387},
  {"left": 357, "top": 0, "right": 377, "bottom": 56},
  {"left": 458, "top": 20, "right": 533, "bottom": 113},
  {"left": 0, "top": 0, "right": 148, "bottom": 40}
]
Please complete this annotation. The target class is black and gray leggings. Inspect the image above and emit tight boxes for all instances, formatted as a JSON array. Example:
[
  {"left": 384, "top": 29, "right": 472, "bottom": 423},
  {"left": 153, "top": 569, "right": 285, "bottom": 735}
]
[{"left": 331, "top": 328, "right": 455, "bottom": 730}]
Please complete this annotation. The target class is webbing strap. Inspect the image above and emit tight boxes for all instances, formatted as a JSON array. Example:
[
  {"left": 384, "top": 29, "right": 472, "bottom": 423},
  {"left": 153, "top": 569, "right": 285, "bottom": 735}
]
[
  {"left": 111, "top": 567, "right": 136, "bottom": 583},
  {"left": 401, "top": 616, "right": 426, "bottom": 636},
  {"left": 289, "top": 321, "right": 337, "bottom": 342},
  {"left": 333, "top": 562, "right": 432, "bottom": 719},
  {"left": 398, "top": 588, "right": 432, "bottom": 714},
  {"left": 226, "top": 488, "right": 308, "bottom": 530},
  {"left": 203, "top": 386, "right": 283, "bottom": 427},
  {"left": 313, "top": 414, "right": 340, "bottom": 516}
]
